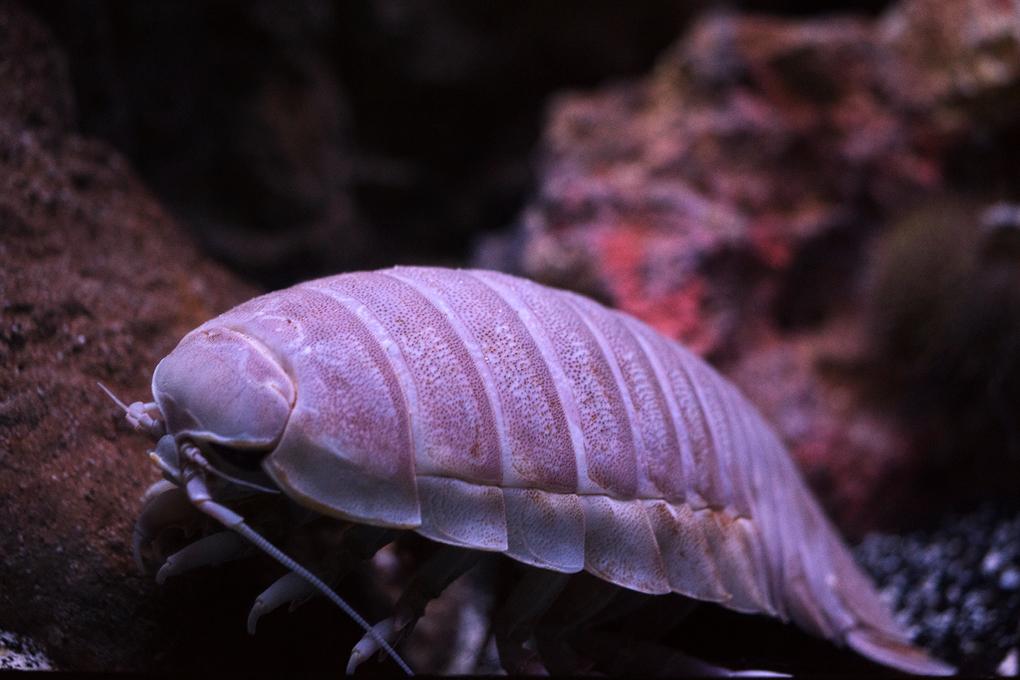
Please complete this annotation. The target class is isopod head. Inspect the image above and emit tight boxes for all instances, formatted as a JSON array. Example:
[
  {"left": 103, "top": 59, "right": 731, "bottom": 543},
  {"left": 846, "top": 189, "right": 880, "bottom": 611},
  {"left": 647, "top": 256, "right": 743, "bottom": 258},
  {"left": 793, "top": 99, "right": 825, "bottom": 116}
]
[
  {"left": 121, "top": 325, "right": 416, "bottom": 673},
  {"left": 152, "top": 327, "right": 294, "bottom": 451}
]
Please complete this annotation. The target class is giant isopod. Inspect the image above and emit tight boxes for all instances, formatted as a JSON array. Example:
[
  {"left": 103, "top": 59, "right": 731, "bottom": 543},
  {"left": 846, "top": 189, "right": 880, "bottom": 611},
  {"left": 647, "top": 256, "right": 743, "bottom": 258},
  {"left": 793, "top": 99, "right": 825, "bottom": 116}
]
[{"left": 108, "top": 266, "right": 954, "bottom": 675}]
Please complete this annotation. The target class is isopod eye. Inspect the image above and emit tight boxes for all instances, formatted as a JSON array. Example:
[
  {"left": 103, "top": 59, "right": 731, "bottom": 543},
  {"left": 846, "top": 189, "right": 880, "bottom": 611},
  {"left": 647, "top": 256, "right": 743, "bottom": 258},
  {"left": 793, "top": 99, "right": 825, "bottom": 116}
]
[{"left": 152, "top": 327, "right": 295, "bottom": 451}]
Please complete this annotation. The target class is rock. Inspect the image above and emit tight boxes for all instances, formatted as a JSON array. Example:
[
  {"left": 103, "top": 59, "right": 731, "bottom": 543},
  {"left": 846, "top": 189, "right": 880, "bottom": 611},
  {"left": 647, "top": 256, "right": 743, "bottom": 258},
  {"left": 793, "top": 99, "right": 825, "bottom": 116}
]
[
  {"left": 878, "top": 0, "right": 1020, "bottom": 118},
  {"left": 855, "top": 503, "right": 1020, "bottom": 674},
  {"left": 506, "top": 10, "right": 945, "bottom": 361},
  {"left": 0, "top": 630, "right": 53, "bottom": 671},
  {"left": 876, "top": 0, "right": 1020, "bottom": 196}
]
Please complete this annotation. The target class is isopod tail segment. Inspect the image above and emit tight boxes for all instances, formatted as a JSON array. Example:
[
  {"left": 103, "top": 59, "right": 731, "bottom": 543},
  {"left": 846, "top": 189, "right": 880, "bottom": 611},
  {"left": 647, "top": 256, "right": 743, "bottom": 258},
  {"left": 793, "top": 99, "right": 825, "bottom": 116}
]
[{"left": 97, "top": 383, "right": 416, "bottom": 676}]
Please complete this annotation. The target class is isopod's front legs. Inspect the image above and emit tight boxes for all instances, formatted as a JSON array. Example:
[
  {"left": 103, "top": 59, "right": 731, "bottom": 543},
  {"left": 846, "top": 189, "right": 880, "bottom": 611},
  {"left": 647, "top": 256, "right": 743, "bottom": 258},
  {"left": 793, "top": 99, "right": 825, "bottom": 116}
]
[
  {"left": 492, "top": 568, "right": 572, "bottom": 675},
  {"left": 346, "top": 545, "right": 481, "bottom": 674},
  {"left": 132, "top": 479, "right": 204, "bottom": 571},
  {"left": 180, "top": 463, "right": 414, "bottom": 674},
  {"left": 247, "top": 573, "right": 316, "bottom": 634},
  {"left": 248, "top": 525, "right": 397, "bottom": 635},
  {"left": 156, "top": 531, "right": 253, "bottom": 584}
]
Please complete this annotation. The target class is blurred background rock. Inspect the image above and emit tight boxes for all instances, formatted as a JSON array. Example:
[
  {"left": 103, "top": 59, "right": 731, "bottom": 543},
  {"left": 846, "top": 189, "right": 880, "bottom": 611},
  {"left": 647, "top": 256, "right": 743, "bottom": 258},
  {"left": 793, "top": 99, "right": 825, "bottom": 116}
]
[
  {"left": 3, "top": 0, "right": 1020, "bottom": 674},
  {"left": 30, "top": 0, "right": 698, "bottom": 287}
]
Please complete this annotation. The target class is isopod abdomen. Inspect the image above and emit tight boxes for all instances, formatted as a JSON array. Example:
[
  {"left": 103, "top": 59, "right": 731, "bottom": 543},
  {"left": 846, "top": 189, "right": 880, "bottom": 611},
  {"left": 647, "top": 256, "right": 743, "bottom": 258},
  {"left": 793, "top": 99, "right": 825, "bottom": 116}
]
[{"left": 119, "top": 266, "right": 953, "bottom": 675}]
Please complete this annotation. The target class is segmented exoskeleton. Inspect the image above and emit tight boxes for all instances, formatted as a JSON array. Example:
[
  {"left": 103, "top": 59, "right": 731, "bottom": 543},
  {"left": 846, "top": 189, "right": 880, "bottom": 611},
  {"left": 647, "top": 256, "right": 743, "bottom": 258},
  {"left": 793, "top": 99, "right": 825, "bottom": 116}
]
[{"left": 112, "top": 266, "right": 953, "bottom": 675}]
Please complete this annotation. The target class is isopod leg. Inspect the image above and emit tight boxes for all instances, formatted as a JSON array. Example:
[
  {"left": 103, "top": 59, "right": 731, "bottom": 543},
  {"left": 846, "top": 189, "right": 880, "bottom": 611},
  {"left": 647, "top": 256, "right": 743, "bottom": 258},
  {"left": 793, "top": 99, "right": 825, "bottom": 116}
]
[
  {"left": 531, "top": 573, "right": 624, "bottom": 674},
  {"left": 247, "top": 523, "right": 397, "bottom": 635},
  {"left": 538, "top": 571, "right": 623, "bottom": 633},
  {"left": 182, "top": 470, "right": 415, "bottom": 675},
  {"left": 492, "top": 568, "right": 571, "bottom": 675},
  {"left": 391, "top": 545, "right": 480, "bottom": 630},
  {"left": 582, "top": 590, "right": 698, "bottom": 643},
  {"left": 248, "top": 572, "right": 315, "bottom": 634},
  {"left": 333, "top": 525, "right": 399, "bottom": 576},
  {"left": 132, "top": 480, "right": 203, "bottom": 572},
  {"left": 530, "top": 576, "right": 699, "bottom": 674},
  {"left": 155, "top": 531, "right": 253, "bottom": 584},
  {"left": 347, "top": 619, "right": 398, "bottom": 675},
  {"left": 346, "top": 545, "right": 480, "bottom": 674}
]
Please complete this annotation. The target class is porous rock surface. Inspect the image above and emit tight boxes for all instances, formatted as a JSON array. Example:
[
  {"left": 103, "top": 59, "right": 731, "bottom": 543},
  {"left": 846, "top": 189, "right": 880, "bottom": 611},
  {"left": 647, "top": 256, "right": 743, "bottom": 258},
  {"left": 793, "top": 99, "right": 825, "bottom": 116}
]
[
  {"left": 0, "top": 630, "right": 53, "bottom": 670},
  {"left": 856, "top": 503, "right": 1020, "bottom": 675}
]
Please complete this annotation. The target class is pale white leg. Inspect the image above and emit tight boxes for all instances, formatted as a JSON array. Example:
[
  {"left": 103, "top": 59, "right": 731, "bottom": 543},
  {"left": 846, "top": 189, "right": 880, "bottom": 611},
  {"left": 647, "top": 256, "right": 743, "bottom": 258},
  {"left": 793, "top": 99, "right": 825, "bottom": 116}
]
[
  {"left": 132, "top": 480, "right": 201, "bottom": 571},
  {"left": 247, "top": 572, "right": 315, "bottom": 634},
  {"left": 346, "top": 618, "right": 398, "bottom": 675},
  {"left": 155, "top": 530, "right": 252, "bottom": 584},
  {"left": 345, "top": 546, "right": 480, "bottom": 674},
  {"left": 182, "top": 468, "right": 413, "bottom": 675},
  {"left": 247, "top": 525, "right": 397, "bottom": 635}
]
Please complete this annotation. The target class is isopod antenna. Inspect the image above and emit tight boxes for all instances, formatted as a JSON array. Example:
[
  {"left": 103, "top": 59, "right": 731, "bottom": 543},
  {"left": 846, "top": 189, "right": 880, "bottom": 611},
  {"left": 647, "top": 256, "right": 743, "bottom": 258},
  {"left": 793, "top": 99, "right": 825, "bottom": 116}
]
[{"left": 180, "top": 452, "right": 414, "bottom": 676}]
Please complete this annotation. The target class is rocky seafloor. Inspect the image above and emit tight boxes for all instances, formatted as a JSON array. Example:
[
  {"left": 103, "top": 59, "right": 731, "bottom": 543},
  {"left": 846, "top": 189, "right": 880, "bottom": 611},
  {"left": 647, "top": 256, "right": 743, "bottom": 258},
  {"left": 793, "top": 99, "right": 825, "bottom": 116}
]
[{"left": 856, "top": 503, "right": 1020, "bottom": 675}]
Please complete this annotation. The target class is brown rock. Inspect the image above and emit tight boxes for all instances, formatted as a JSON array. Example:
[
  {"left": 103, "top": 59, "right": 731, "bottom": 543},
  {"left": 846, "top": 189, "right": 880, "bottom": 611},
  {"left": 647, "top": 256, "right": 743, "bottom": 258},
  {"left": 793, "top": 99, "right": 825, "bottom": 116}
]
[
  {"left": 512, "top": 10, "right": 945, "bottom": 363},
  {"left": 0, "top": 2, "right": 266, "bottom": 670}
]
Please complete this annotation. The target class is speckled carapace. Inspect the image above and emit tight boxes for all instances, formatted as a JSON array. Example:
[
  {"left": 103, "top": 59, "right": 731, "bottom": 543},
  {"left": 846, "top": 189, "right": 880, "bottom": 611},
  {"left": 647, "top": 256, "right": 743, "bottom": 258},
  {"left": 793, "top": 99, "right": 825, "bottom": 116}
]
[{"left": 139, "top": 266, "right": 953, "bottom": 675}]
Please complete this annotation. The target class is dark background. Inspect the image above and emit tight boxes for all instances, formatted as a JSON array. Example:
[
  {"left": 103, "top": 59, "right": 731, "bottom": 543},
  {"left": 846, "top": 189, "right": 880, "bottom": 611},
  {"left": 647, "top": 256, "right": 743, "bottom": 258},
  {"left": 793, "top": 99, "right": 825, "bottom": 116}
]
[{"left": 32, "top": 0, "right": 896, "bottom": 287}]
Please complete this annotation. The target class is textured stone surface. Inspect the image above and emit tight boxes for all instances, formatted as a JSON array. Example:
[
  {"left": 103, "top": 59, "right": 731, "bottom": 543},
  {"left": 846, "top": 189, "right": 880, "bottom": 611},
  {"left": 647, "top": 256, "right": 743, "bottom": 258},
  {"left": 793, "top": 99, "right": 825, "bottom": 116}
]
[
  {"left": 856, "top": 503, "right": 1020, "bottom": 675},
  {"left": 0, "top": 630, "right": 53, "bottom": 671},
  {"left": 878, "top": 0, "right": 1020, "bottom": 116},
  {"left": 506, "top": 10, "right": 945, "bottom": 359}
]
